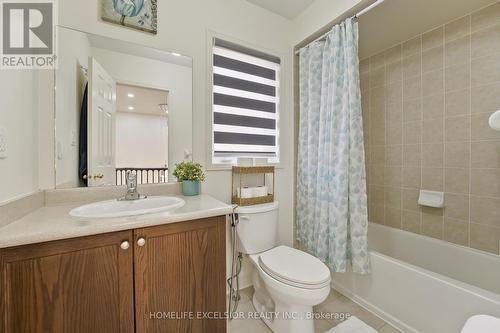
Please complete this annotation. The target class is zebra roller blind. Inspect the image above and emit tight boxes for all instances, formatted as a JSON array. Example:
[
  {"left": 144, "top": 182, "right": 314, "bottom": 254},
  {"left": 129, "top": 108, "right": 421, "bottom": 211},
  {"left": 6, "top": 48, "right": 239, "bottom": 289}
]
[{"left": 212, "top": 38, "right": 280, "bottom": 162}]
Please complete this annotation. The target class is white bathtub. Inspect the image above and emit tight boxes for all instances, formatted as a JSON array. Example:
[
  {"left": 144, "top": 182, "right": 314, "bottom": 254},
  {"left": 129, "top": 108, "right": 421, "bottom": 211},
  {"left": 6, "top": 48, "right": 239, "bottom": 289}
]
[{"left": 332, "top": 223, "right": 500, "bottom": 333}]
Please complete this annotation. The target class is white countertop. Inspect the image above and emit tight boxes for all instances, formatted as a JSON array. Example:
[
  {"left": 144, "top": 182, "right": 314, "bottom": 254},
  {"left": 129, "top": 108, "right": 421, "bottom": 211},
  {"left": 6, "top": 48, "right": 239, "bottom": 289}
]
[{"left": 0, "top": 194, "right": 233, "bottom": 249}]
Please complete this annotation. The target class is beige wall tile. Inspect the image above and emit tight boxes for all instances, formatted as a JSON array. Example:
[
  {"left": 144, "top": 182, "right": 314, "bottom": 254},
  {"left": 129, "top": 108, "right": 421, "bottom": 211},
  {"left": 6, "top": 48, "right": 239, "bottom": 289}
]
[
  {"left": 471, "top": 113, "right": 500, "bottom": 140},
  {"left": 402, "top": 167, "right": 421, "bottom": 189},
  {"left": 470, "top": 223, "right": 500, "bottom": 254},
  {"left": 403, "top": 54, "right": 422, "bottom": 79},
  {"left": 385, "top": 187, "right": 402, "bottom": 208},
  {"left": 422, "top": 207, "right": 444, "bottom": 239},
  {"left": 403, "top": 36, "right": 422, "bottom": 57},
  {"left": 471, "top": 168, "right": 500, "bottom": 197},
  {"left": 403, "top": 188, "right": 420, "bottom": 211},
  {"left": 386, "top": 145, "right": 403, "bottom": 166},
  {"left": 444, "top": 218, "right": 469, "bottom": 246},
  {"left": 422, "top": 167, "right": 444, "bottom": 191},
  {"left": 371, "top": 145, "right": 386, "bottom": 165},
  {"left": 423, "top": 93, "right": 444, "bottom": 120},
  {"left": 370, "top": 67, "right": 386, "bottom": 88},
  {"left": 422, "top": 118, "right": 444, "bottom": 143},
  {"left": 403, "top": 98, "right": 422, "bottom": 122},
  {"left": 423, "top": 26, "right": 444, "bottom": 51},
  {"left": 385, "top": 44, "right": 402, "bottom": 64},
  {"left": 404, "top": 121, "right": 422, "bottom": 144},
  {"left": 370, "top": 86, "right": 385, "bottom": 111},
  {"left": 471, "top": 2, "right": 500, "bottom": 32},
  {"left": 471, "top": 53, "right": 500, "bottom": 87},
  {"left": 471, "top": 141, "right": 500, "bottom": 169},
  {"left": 360, "top": 58, "right": 370, "bottom": 73},
  {"left": 445, "top": 89, "right": 470, "bottom": 117},
  {"left": 403, "top": 144, "right": 421, "bottom": 167},
  {"left": 370, "top": 52, "right": 385, "bottom": 69},
  {"left": 402, "top": 210, "right": 421, "bottom": 233},
  {"left": 361, "top": 72, "right": 370, "bottom": 92},
  {"left": 369, "top": 185, "right": 385, "bottom": 206},
  {"left": 445, "top": 36, "right": 471, "bottom": 66},
  {"left": 444, "top": 193, "right": 470, "bottom": 220},
  {"left": 423, "top": 46, "right": 444, "bottom": 73},
  {"left": 445, "top": 142, "right": 470, "bottom": 168},
  {"left": 471, "top": 23, "right": 500, "bottom": 59},
  {"left": 422, "top": 69, "right": 444, "bottom": 97},
  {"left": 386, "top": 82, "right": 402, "bottom": 105},
  {"left": 384, "top": 167, "right": 402, "bottom": 187},
  {"left": 470, "top": 195, "right": 500, "bottom": 227},
  {"left": 369, "top": 203, "right": 385, "bottom": 223},
  {"left": 422, "top": 143, "right": 444, "bottom": 167},
  {"left": 445, "top": 16, "right": 471, "bottom": 42},
  {"left": 386, "top": 100, "right": 403, "bottom": 123},
  {"left": 369, "top": 165, "right": 385, "bottom": 186},
  {"left": 445, "top": 64, "right": 470, "bottom": 92},
  {"left": 386, "top": 60, "right": 402, "bottom": 83},
  {"left": 445, "top": 167, "right": 470, "bottom": 194},
  {"left": 404, "top": 76, "right": 422, "bottom": 100},
  {"left": 471, "top": 82, "right": 500, "bottom": 114},
  {"left": 386, "top": 121, "right": 403, "bottom": 145},
  {"left": 385, "top": 207, "right": 402, "bottom": 228},
  {"left": 445, "top": 115, "right": 470, "bottom": 142}
]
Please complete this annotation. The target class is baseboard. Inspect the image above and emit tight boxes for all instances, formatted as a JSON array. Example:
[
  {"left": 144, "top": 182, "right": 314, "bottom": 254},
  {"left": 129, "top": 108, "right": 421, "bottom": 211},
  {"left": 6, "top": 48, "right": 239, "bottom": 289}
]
[{"left": 330, "top": 280, "right": 419, "bottom": 333}]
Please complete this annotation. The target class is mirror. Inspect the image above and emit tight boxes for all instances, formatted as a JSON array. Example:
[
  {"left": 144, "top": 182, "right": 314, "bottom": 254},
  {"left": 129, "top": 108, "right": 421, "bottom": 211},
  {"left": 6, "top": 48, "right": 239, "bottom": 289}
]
[{"left": 55, "top": 26, "right": 192, "bottom": 188}]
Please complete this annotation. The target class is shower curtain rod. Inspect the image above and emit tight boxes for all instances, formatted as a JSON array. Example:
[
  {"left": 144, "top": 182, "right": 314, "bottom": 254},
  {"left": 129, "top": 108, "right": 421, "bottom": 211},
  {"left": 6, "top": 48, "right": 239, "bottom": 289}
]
[{"left": 294, "top": 0, "right": 385, "bottom": 55}]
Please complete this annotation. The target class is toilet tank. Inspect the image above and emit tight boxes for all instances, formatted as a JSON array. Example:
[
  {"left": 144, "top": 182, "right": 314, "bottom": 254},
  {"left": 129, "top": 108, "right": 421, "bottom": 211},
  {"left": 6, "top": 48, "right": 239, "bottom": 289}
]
[{"left": 234, "top": 202, "right": 279, "bottom": 254}]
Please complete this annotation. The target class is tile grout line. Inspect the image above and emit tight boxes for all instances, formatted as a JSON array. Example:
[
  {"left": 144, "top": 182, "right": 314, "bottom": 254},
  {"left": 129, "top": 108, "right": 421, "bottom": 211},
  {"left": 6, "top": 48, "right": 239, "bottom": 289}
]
[{"left": 468, "top": 16, "right": 473, "bottom": 249}]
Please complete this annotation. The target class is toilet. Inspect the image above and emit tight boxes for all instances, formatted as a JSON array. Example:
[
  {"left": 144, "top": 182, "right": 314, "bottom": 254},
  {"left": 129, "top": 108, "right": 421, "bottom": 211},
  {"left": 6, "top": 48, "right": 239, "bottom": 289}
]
[{"left": 234, "top": 202, "right": 331, "bottom": 333}]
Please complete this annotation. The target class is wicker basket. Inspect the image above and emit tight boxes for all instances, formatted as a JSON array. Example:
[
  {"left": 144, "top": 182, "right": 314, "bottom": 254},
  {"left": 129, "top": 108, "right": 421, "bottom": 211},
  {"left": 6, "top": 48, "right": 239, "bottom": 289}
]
[{"left": 231, "top": 166, "right": 275, "bottom": 206}]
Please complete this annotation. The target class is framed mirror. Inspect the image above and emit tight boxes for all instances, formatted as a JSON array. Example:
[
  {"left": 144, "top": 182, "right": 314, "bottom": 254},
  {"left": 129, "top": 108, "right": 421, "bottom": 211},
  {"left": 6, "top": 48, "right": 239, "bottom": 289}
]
[{"left": 54, "top": 26, "right": 192, "bottom": 188}]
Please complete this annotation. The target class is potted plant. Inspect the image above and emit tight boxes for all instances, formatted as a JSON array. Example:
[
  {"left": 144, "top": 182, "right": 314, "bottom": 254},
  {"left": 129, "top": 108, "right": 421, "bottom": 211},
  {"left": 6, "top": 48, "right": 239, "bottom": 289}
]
[{"left": 173, "top": 161, "right": 206, "bottom": 196}]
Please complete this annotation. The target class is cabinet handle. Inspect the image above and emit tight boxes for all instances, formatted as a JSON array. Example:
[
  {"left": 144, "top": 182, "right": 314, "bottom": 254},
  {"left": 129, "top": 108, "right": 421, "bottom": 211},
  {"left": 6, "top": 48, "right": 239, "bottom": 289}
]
[
  {"left": 137, "top": 238, "right": 146, "bottom": 247},
  {"left": 120, "top": 241, "right": 130, "bottom": 250}
]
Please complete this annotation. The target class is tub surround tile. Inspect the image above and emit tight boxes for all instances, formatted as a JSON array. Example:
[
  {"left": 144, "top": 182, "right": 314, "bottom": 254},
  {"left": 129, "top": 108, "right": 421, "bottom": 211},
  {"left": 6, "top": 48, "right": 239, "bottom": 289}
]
[
  {"left": 470, "top": 223, "right": 500, "bottom": 254},
  {"left": 362, "top": 3, "right": 500, "bottom": 257}
]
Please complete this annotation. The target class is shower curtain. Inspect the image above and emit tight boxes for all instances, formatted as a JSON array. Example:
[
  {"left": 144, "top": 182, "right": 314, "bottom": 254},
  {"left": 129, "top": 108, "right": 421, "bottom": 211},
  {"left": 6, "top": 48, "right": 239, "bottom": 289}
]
[{"left": 296, "top": 18, "right": 370, "bottom": 274}]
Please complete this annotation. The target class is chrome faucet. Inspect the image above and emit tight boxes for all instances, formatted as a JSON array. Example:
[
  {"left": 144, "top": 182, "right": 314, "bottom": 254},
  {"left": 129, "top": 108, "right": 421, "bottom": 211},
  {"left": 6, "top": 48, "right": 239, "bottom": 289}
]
[{"left": 119, "top": 172, "right": 146, "bottom": 201}]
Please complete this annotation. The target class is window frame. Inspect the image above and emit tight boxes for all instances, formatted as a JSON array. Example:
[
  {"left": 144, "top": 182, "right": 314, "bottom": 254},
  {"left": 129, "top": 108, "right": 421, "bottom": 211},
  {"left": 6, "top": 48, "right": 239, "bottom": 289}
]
[{"left": 206, "top": 31, "right": 283, "bottom": 170}]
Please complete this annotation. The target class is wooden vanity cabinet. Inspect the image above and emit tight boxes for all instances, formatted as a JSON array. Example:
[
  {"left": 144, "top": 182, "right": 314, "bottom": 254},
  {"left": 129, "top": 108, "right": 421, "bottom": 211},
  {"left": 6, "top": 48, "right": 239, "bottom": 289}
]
[
  {"left": 0, "top": 216, "right": 226, "bottom": 333},
  {"left": 0, "top": 230, "right": 135, "bottom": 333}
]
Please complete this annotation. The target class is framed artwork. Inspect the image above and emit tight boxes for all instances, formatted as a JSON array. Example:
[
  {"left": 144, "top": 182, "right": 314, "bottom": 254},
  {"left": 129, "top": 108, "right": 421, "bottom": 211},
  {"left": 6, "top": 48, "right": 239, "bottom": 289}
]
[{"left": 101, "top": 0, "right": 157, "bottom": 35}]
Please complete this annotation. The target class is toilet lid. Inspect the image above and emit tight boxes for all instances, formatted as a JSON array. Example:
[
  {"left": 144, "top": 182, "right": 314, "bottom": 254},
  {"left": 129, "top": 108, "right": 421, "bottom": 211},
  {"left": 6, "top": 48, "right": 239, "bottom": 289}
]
[{"left": 258, "top": 246, "right": 331, "bottom": 289}]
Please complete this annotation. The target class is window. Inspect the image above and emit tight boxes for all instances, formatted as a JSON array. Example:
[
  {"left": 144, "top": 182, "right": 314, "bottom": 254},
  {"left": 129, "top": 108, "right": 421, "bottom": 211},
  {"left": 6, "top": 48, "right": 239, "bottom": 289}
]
[{"left": 211, "top": 38, "right": 280, "bottom": 165}]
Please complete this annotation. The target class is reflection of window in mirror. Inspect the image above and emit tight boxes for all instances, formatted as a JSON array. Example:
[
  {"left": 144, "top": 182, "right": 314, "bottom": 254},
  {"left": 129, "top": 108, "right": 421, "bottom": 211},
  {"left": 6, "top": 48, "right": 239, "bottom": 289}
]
[{"left": 115, "top": 84, "right": 169, "bottom": 186}]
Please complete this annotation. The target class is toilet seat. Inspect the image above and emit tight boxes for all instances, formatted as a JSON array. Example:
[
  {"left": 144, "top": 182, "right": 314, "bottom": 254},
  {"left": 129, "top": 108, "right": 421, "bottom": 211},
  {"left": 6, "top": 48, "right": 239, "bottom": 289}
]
[{"left": 258, "top": 246, "right": 331, "bottom": 289}]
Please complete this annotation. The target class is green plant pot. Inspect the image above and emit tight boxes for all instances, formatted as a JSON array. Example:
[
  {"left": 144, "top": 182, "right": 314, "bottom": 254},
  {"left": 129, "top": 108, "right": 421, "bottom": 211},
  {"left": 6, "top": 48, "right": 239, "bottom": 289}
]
[{"left": 182, "top": 180, "right": 200, "bottom": 196}]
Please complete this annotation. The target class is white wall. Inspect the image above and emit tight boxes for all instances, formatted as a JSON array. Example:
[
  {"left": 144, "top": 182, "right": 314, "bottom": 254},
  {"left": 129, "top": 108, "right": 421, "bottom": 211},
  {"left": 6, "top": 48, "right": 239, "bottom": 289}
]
[
  {"left": 0, "top": 70, "right": 38, "bottom": 203},
  {"left": 292, "top": 0, "right": 361, "bottom": 44},
  {"left": 90, "top": 47, "right": 192, "bottom": 181},
  {"left": 115, "top": 112, "right": 168, "bottom": 168},
  {"left": 55, "top": 28, "right": 91, "bottom": 188},
  {"left": 56, "top": 0, "right": 296, "bottom": 288}
]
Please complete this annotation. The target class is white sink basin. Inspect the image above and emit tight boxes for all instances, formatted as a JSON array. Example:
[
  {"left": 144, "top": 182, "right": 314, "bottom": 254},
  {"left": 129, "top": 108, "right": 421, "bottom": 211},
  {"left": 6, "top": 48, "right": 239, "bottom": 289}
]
[{"left": 69, "top": 196, "right": 185, "bottom": 218}]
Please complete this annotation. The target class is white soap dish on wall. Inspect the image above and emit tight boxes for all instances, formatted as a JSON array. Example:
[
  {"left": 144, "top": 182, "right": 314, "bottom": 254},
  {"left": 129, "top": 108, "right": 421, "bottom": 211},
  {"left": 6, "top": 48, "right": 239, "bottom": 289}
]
[
  {"left": 418, "top": 190, "right": 444, "bottom": 208},
  {"left": 489, "top": 110, "right": 500, "bottom": 131}
]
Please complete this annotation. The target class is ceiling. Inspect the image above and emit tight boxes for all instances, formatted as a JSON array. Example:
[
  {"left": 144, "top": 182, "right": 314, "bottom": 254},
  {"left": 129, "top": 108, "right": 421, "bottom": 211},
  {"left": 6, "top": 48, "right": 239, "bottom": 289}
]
[
  {"left": 245, "top": 0, "right": 315, "bottom": 19},
  {"left": 116, "top": 84, "right": 168, "bottom": 116},
  {"left": 358, "top": 0, "right": 498, "bottom": 59}
]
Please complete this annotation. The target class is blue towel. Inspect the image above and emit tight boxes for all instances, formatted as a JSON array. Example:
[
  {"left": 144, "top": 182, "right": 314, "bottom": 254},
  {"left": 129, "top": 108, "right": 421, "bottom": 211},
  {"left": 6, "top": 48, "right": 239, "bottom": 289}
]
[{"left": 78, "top": 83, "right": 88, "bottom": 186}]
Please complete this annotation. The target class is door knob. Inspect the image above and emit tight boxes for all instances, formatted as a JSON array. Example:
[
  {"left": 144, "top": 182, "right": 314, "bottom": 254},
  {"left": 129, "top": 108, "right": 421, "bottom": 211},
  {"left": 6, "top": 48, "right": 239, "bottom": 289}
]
[
  {"left": 137, "top": 238, "right": 146, "bottom": 247},
  {"left": 120, "top": 241, "right": 130, "bottom": 250}
]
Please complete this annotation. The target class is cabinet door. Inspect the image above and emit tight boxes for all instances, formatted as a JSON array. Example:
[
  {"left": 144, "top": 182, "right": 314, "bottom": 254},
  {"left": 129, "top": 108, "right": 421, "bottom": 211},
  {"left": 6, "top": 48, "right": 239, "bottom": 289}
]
[
  {"left": 0, "top": 231, "right": 134, "bottom": 333},
  {"left": 134, "top": 216, "right": 226, "bottom": 333}
]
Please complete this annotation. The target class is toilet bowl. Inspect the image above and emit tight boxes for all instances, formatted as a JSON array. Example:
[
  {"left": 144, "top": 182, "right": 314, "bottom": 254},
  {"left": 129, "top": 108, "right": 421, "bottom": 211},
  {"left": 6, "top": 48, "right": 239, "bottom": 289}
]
[{"left": 234, "top": 202, "right": 331, "bottom": 333}]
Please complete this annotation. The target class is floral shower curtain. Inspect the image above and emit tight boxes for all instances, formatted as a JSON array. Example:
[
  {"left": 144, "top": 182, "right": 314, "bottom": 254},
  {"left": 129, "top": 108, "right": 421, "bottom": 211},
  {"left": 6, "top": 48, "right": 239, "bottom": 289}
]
[{"left": 296, "top": 18, "right": 370, "bottom": 274}]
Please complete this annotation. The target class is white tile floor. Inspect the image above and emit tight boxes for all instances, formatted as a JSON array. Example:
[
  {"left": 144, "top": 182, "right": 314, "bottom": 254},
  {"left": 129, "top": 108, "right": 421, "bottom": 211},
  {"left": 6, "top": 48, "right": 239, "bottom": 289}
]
[{"left": 228, "top": 287, "right": 401, "bottom": 333}]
